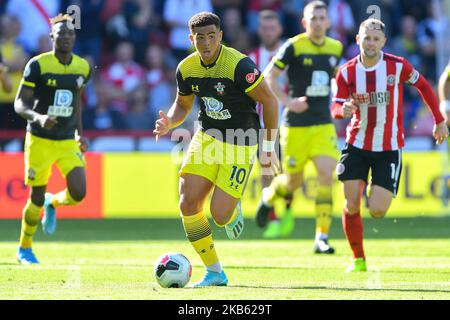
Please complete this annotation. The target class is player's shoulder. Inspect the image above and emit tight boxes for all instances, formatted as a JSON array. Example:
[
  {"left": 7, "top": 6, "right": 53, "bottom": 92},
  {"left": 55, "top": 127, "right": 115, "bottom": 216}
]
[
  {"left": 338, "top": 56, "right": 358, "bottom": 71},
  {"left": 221, "top": 45, "right": 247, "bottom": 66},
  {"left": 177, "top": 51, "right": 200, "bottom": 78},
  {"left": 324, "top": 36, "right": 344, "bottom": 54},
  {"left": 383, "top": 52, "right": 406, "bottom": 64},
  {"left": 72, "top": 54, "right": 91, "bottom": 72}
]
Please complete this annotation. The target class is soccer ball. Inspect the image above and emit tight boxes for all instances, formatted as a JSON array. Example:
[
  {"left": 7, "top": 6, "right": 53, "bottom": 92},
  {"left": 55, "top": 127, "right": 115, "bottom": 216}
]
[{"left": 154, "top": 253, "right": 192, "bottom": 288}]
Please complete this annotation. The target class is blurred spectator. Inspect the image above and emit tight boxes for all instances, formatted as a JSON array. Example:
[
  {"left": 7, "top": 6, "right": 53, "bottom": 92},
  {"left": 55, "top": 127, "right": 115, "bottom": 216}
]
[
  {"left": 391, "top": 15, "right": 421, "bottom": 66},
  {"left": 390, "top": 15, "right": 423, "bottom": 136},
  {"left": 417, "top": 1, "right": 446, "bottom": 80},
  {"left": 83, "top": 83, "right": 127, "bottom": 130},
  {"left": 101, "top": 41, "right": 145, "bottom": 114},
  {"left": 328, "top": 0, "right": 355, "bottom": 47},
  {"left": 121, "top": 0, "right": 153, "bottom": 64},
  {"left": 6, "top": 0, "right": 59, "bottom": 54},
  {"left": 34, "top": 34, "right": 53, "bottom": 56},
  {"left": 125, "top": 88, "right": 154, "bottom": 130},
  {"left": 281, "top": 0, "right": 303, "bottom": 38},
  {"left": 0, "top": 14, "right": 28, "bottom": 129},
  {"left": 211, "top": 0, "right": 244, "bottom": 20},
  {"left": 145, "top": 44, "right": 174, "bottom": 118},
  {"left": 222, "top": 7, "right": 253, "bottom": 51},
  {"left": 61, "top": 0, "right": 105, "bottom": 65},
  {"left": 247, "top": 0, "right": 282, "bottom": 34},
  {"left": 163, "top": 0, "right": 213, "bottom": 62}
]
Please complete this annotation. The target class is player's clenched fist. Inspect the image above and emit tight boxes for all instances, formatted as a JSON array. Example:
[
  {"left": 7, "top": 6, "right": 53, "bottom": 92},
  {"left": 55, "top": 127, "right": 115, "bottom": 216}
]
[
  {"left": 153, "top": 110, "right": 172, "bottom": 142},
  {"left": 342, "top": 99, "right": 358, "bottom": 118}
]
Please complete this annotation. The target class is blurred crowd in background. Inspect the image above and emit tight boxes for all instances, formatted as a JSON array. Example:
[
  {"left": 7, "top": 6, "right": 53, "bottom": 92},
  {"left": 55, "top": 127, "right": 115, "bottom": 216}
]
[{"left": 0, "top": 0, "right": 448, "bottom": 138}]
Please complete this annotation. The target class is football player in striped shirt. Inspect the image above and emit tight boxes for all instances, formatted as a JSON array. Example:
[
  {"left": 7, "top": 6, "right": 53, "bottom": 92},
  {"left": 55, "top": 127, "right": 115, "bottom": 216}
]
[{"left": 331, "top": 18, "right": 448, "bottom": 272}]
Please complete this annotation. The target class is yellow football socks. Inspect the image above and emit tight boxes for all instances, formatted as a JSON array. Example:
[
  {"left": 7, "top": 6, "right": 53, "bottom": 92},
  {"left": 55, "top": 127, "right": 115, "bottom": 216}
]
[
  {"left": 263, "top": 174, "right": 290, "bottom": 205},
  {"left": 51, "top": 189, "right": 80, "bottom": 207},
  {"left": 19, "top": 199, "right": 42, "bottom": 249},
  {"left": 315, "top": 185, "right": 333, "bottom": 237},
  {"left": 182, "top": 211, "right": 221, "bottom": 272}
]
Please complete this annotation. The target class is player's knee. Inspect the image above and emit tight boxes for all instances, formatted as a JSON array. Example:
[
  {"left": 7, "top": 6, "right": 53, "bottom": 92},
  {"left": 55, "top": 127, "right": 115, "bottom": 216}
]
[
  {"left": 179, "top": 194, "right": 202, "bottom": 215},
  {"left": 345, "top": 200, "right": 360, "bottom": 214}
]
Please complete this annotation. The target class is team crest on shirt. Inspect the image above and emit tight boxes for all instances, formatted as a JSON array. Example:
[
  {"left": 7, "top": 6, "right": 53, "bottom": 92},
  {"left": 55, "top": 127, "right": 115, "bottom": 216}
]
[
  {"left": 214, "top": 82, "right": 226, "bottom": 96},
  {"left": 387, "top": 74, "right": 396, "bottom": 86},
  {"left": 245, "top": 68, "right": 259, "bottom": 84}
]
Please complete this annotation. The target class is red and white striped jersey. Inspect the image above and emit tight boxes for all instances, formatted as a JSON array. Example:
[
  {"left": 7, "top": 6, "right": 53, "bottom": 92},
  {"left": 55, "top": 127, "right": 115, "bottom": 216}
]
[
  {"left": 248, "top": 43, "right": 287, "bottom": 124},
  {"left": 333, "top": 52, "right": 421, "bottom": 151}
]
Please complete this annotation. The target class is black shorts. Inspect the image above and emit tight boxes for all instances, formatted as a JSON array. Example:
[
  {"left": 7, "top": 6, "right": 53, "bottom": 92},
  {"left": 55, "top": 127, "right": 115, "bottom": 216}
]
[{"left": 336, "top": 144, "right": 402, "bottom": 197}]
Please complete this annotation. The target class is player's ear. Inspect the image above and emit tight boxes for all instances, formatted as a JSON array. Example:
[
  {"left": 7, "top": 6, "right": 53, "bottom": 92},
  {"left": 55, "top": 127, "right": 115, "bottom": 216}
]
[
  {"left": 301, "top": 17, "right": 306, "bottom": 30},
  {"left": 356, "top": 34, "right": 360, "bottom": 45},
  {"left": 189, "top": 33, "right": 194, "bottom": 45},
  {"left": 218, "top": 30, "right": 223, "bottom": 42}
]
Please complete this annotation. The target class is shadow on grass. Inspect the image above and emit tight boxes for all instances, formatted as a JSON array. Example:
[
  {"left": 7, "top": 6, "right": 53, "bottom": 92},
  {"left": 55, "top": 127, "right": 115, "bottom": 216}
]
[{"left": 0, "top": 217, "right": 449, "bottom": 242}]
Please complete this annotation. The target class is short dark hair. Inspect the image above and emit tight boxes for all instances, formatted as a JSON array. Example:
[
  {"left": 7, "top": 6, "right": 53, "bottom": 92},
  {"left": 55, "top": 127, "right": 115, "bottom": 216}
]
[
  {"left": 303, "top": 0, "right": 328, "bottom": 15},
  {"left": 188, "top": 12, "right": 221, "bottom": 32},
  {"left": 258, "top": 10, "right": 281, "bottom": 23},
  {"left": 359, "top": 18, "right": 386, "bottom": 34},
  {"left": 49, "top": 13, "right": 73, "bottom": 27}
]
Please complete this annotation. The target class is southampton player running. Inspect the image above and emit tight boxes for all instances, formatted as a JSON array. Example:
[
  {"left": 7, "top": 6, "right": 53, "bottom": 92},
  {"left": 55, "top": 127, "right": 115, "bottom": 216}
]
[
  {"left": 256, "top": 1, "right": 343, "bottom": 253},
  {"left": 153, "top": 12, "right": 279, "bottom": 287},
  {"left": 14, "top": 14, "right": 91, "bottom": 264},
  {"left": 331, "top": 18, "right": 448, "bottom": 272}
]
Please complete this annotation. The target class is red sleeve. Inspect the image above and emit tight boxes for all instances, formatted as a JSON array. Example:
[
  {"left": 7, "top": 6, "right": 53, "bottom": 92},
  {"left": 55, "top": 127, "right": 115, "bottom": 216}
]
[
  {"left": 400, "top": 58, "right": 444, "bottom": 124},
  {"left": 331, "top": 67, "right": 349, "bottom": 119},
  {"left": 412, "top": 74, "right": 445, "bottom": 124}
]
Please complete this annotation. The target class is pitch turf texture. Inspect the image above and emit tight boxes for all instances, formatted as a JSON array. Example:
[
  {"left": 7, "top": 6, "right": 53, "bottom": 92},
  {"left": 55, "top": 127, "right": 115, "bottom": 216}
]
[{"left": 0, "top": 217, "right": 449, "bottom": 300}]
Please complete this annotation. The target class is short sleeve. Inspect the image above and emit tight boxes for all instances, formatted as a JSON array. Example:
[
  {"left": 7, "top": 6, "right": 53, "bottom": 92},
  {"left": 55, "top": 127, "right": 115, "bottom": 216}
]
[
  {"left": 400, "top": 58, "right": 420, "bottom": 85},
  {"left": 21, "top": 59, "right": 41, "bottom": 88},
  {"left": 234, "top": 57, "right": 263, "bottom": 93},
  {"left": 271, "top": 40, "right": 295, "bottom": 70},
  {"left": 176, "top": 67, "right": 192, "bottom": 96}
]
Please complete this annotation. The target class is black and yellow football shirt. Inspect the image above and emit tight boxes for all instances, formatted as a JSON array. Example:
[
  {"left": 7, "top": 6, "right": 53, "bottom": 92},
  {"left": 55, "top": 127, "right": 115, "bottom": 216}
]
[
  {"left": 20, "top": 51, "right": 91, "bottom": 140},
  {"left": 176, "top": 45, "right": 263, "bottom": 145},
  {"left": 272, "top": 33, "right": 343, "bottom": 127}
]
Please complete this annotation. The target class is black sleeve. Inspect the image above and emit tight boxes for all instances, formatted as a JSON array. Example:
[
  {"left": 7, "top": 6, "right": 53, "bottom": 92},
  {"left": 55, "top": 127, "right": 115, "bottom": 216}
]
[
  {"left": 234, "top": 57, "right": 264, "bottom": 93},
  {"left": 176, "top": 67, "right": 193, "bottom": 96},
  {"left": 22, "top": 59, "right": 41, "bottom": 88},
  {"left": 272, "top": 40, "right": 295, "bottom": 70}
]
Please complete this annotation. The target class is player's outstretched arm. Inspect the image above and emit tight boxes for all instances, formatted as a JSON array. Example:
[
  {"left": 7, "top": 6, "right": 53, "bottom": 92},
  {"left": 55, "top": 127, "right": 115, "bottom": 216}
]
[
  {"left": 246, "top": 78, "right": 281, "bottom": 175},
  {"left": 438, "top": 68, "right": 450, "bottom": 125},
  {"left": 14, "top": 85, "right": 57, "bottom": 130},
  {"left": 410, "top": 74, "right": 448, "bottom": 144},
  {"left": 153, "top": 93, "right": 195, "bottom": 142}
]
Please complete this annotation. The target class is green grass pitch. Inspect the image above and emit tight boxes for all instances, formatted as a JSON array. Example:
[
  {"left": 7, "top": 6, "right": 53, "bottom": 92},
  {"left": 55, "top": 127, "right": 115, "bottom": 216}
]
[{"left": 0, "top": 217, "right": 449, "bottom": 299}]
